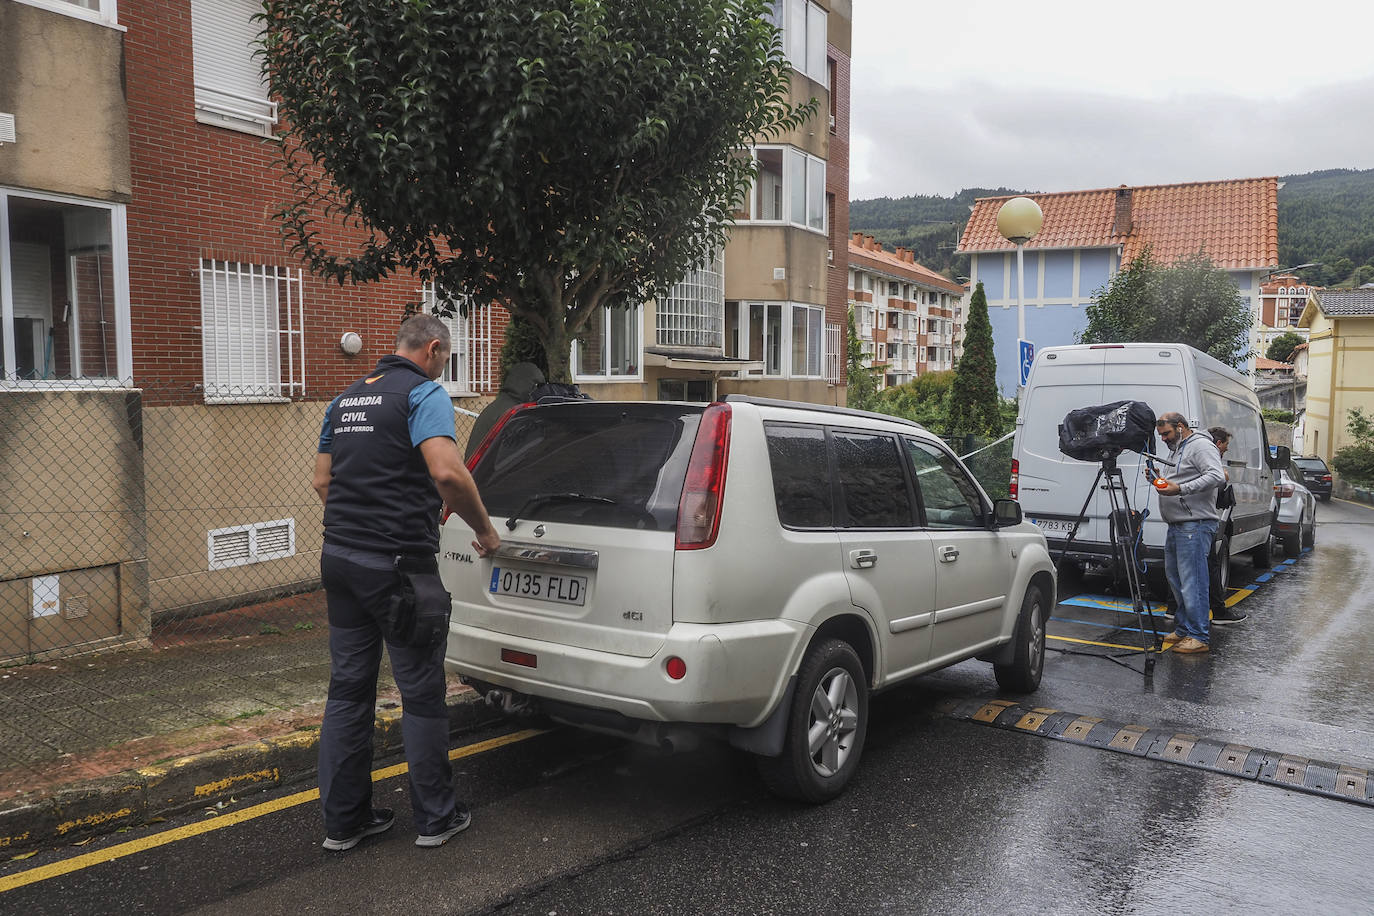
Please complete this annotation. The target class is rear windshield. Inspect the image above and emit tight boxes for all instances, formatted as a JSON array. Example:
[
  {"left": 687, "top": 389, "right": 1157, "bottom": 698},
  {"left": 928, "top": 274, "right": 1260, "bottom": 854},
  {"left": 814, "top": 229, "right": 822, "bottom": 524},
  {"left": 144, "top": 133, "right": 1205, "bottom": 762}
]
[
  {"left": 1293, "top": 458, "right": 1327, "bottom": 472},
  {"left": 469, "top": 403, "right": 702, "bottom": 531}
]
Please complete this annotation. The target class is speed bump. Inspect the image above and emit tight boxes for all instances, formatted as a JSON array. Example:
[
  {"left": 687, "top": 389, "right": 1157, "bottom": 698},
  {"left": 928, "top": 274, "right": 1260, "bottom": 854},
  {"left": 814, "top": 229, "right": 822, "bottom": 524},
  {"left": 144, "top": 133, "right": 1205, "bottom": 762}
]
[{"left": 944, "top": 699, "right": 1374, "bottom": 809}]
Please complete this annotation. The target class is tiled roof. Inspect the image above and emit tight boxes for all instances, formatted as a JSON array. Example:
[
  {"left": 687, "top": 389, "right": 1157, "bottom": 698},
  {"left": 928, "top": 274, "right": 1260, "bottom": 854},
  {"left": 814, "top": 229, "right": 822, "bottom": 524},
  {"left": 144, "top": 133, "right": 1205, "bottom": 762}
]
[
  {"left": 1313, "top": 289, "right": 1374, "bottom": 317},
  {"left": 1254, "top": 356, "right": 1293, "bottom": 370},
  {"left": 848, "top": 237, "right": 965, "bottom": 294},
  {"left": 958, "top": 177, "right": 1279, "bottom": 270}
]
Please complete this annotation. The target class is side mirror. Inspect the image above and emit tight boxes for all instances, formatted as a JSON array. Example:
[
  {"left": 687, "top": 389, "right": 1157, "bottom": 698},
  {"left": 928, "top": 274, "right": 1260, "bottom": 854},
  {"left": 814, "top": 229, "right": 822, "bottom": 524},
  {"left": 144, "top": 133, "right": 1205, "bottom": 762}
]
[
  {"left": 993, "top": 498, "right": 1023, "bottom": 528},
  {"left": 1268, "top": 445, "right": 1291, "bottom": 469}
]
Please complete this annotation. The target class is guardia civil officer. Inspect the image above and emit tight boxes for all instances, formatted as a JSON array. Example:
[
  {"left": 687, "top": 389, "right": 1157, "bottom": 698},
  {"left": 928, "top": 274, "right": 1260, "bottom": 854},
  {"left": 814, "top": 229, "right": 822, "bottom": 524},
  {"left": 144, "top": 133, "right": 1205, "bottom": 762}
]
[{"left": 312, "top": 315, "right": 501, "bottom": 851}]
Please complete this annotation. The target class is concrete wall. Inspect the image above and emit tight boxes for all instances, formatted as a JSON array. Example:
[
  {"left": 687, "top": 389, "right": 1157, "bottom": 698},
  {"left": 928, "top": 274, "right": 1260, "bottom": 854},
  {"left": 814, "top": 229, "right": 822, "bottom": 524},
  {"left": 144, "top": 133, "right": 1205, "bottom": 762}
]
[
  {"left": 0, "top": 391, "right": 147, "bottom": 660},
  {"left": 0, "top": 2, "right": 131, "bottom": 202},
  {"left": 725, "top": 225, "right": 829, "bottom": 306}
]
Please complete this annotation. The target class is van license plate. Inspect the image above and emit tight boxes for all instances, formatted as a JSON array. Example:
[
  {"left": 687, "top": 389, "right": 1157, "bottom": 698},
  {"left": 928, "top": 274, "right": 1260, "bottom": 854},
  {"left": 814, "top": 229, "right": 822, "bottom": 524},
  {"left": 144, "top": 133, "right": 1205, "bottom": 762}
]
[
  {"left": 1030, "top": 517, "right": 1078, "bottom": 534},
  {"left": 489, "top": 567, "right": 588, "bottom": 606}
]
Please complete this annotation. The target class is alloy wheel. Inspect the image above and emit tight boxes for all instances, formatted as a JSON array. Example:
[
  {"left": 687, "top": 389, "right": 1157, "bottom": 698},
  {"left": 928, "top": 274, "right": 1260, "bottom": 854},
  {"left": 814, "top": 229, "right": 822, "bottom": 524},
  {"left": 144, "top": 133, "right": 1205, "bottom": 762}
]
[{"left": 807, "top": 666, "right": 860, "bottom": 777}]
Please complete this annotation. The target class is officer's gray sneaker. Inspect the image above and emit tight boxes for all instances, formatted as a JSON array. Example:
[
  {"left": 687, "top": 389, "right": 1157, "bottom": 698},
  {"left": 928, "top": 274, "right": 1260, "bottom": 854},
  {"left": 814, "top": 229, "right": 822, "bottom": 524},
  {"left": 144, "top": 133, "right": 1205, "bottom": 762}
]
[
  {"left": 416, "top": 805, "right": 471, "bottom": 847},
  {"left": 322, "top": 807, "right": 395, "bottom": 851}
]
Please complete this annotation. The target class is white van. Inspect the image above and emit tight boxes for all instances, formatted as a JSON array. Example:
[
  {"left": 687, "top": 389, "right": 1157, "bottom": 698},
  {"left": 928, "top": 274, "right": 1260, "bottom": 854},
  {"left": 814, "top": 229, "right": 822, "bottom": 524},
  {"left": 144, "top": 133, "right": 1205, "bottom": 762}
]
[{"left": 1012, "top": 343, "right": 1284, "bottom": 595}]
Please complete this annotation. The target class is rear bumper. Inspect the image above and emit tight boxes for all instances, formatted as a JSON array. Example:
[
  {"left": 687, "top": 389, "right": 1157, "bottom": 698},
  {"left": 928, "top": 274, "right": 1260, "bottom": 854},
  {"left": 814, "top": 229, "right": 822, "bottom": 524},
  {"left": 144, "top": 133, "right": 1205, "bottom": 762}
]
[
  {"left": 1044, "top": 537, "right": 1165, "bottom": 565},
  {"left": 443, "top": 617, "right": 809, "bottom": 727}
]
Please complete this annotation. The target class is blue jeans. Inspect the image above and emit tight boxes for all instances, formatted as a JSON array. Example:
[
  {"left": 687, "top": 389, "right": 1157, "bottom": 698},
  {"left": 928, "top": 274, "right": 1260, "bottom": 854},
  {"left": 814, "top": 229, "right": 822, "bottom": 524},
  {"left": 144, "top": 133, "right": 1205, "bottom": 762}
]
[{"left": 1165, "top": 520, "right": 1218, "bottom": 644}]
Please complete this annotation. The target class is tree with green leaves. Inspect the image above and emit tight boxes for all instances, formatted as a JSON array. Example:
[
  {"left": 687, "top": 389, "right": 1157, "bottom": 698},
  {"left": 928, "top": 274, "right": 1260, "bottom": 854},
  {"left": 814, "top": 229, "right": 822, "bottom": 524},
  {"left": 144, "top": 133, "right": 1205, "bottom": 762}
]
[
  {"left": 1078, "top": 248, "right": 1253, "bottom": 368},
  {"left": 261, "top": 0, "right": 812, "bottom": 381},
  {"left": 872, "top": 369, "right": 954, "bottom": 432},
  {"left": 1333, "top": 406, "right": 1374, "bottom": 488},
  {"left": 845, "top": 309, "right": 879, "bottom": 410},
  {"left": 947, "top": 282, "right": 1002, "bottom": 436},
  {"left": 1265, "top": 331, "right": 1304, "bottom": 364}
]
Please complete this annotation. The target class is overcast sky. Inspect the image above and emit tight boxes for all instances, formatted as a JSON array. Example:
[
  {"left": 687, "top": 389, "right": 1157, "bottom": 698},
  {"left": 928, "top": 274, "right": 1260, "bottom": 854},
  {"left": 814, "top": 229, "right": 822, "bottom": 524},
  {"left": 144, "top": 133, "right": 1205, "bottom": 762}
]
[{"left": 849, "top": 0, "right": 1374, "bottom": 200}]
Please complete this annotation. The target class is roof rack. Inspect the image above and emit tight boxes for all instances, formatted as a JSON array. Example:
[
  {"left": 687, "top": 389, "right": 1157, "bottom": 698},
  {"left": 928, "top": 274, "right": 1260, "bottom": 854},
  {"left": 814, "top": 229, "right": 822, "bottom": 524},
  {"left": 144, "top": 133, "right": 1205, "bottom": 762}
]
[{"left": 720, "top": 394, "right": 924, "bottom": 429}]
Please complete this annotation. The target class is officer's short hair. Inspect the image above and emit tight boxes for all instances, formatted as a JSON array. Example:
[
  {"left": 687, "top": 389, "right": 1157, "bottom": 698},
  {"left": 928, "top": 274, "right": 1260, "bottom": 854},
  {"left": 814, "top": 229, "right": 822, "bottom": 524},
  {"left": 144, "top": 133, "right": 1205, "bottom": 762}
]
[
  {"left": 396, "top": 314, "right": 451, "bottom": 351},
  {"left": 1208, "top": 426, "right": 1230, "bottom": 445}
]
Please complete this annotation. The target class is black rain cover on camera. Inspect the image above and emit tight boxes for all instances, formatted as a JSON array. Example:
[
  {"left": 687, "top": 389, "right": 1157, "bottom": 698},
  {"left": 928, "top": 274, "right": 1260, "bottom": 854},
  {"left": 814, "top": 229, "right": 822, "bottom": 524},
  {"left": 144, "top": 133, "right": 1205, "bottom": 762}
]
[{"left": 1058, "top": 400, "right": 1157, "bottom": 461}]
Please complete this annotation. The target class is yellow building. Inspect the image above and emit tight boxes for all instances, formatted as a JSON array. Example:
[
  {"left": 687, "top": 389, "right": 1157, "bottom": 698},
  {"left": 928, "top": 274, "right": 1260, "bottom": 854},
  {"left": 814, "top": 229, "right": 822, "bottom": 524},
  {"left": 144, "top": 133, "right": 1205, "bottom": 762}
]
[{"left": 1298, "top": 289, "right": 1374, "bottom": 467}]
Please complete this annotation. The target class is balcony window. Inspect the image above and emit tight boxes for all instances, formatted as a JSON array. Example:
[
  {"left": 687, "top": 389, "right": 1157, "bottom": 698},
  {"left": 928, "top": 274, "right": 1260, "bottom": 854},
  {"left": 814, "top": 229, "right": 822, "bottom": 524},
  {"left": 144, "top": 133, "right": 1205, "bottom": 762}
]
[
  {"left": 738, "top": 147, "right": 826, "bottom": 234},
  {"left": 770, "top": 0, "right": 827, "bottom": 83},
  {"left": 726, "top": 301, "right": 824, "bottom": 378},
  {"left": 574, "top": 305, "right": 642, "bottom": 379},
  {"left": 1, "top": 189, "right": 131, "bottom": 386}
]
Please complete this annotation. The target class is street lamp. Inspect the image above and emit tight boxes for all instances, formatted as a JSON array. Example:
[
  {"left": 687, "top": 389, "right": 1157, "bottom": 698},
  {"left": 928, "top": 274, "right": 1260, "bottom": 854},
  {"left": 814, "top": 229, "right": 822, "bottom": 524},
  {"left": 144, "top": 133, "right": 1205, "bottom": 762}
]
[{"left": 996, "top": 196, "right": 1044, "bottom": 390}]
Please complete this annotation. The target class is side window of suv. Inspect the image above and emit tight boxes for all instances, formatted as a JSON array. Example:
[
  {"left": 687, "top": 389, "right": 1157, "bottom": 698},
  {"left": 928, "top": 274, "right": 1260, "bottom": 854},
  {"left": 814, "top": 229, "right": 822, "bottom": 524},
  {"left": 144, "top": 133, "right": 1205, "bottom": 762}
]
[
  {"left": 831, "top": 431, "right": 914, "bottom": 528},
  {"left": 905, "top": 438, "right": 984, "bottom": 528},
  {"left": 765, "top": 423, "right": 833, "bottom": 528}
]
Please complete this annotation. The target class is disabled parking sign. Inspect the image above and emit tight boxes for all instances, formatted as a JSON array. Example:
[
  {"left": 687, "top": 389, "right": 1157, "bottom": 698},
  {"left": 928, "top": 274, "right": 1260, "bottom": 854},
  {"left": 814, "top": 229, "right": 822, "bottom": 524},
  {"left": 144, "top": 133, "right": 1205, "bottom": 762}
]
[{"left": 1018, "top": 339, "right": 1034, "bottom": 386}]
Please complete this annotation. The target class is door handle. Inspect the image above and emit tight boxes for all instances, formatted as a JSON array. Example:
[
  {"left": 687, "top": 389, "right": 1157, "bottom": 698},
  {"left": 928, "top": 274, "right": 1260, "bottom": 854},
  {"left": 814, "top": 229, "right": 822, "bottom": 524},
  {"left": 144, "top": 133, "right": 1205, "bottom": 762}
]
[
  {"left": 939, "top": 545, "right": 960, "bottom": 563},
  {"left": 849, "top": 549, "right": 878, "bottom": 569}
]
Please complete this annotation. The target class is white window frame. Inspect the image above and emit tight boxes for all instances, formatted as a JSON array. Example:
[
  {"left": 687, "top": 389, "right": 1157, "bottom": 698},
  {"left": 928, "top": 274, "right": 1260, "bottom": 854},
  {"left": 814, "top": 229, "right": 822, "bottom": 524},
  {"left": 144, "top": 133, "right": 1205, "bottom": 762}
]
[
  {"left": 198, "top": 259, "right": 304, "bottom": 404},
  {"left": 421, "top": 284, "right": 495, "bottom": 396},
  {"left": 0, "top": 188, "right": 132, "bottom": 388},
  {"left": 658, "top": 250, "right": 726, "bottom": 349},
  {"left": 572, "top": 304, "right": 644, "bottom": 381},
  {"left": 738, "top": 146, "right": 826, "bottom": 234},
  {"left": 12, "top": 0, "right": 120, "bottom": 27},
  {"left": 771, "top": 0, "right": 827, "bottom": 83},
  {"left": 728, "top": 301, "right": 825, "bottom": 379},
  {"left": 190, "top": 0, "right": 277, "bottom": 137}
]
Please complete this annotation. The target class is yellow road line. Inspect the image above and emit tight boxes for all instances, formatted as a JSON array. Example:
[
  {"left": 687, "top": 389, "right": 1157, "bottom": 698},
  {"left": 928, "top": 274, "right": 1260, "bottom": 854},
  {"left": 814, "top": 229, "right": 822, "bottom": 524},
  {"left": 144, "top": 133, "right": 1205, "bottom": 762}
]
[
  {"left": 1048, "top": 634, "right": 1148, "bottom": 651},
  {"left": 1333, "top": 497, "right": 1374, "bottom": 511},
  {"left": 0, "top": 728, "right": 545, "bottom": 894}
]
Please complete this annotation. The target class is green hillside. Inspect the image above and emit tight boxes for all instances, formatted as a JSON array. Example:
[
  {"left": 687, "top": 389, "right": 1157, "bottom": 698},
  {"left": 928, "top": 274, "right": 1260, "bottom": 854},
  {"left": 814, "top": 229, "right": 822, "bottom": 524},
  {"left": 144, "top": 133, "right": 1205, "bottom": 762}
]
[{"left": 850, "top": 168, "right": 1374, "bottom": 287}]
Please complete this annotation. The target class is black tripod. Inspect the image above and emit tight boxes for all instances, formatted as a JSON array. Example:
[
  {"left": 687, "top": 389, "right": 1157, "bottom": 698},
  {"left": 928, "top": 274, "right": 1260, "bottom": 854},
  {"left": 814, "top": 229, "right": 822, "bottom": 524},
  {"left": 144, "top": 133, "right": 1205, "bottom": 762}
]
[{"left": 1058, "top": 453, "right": 1162, "bottom": 677}]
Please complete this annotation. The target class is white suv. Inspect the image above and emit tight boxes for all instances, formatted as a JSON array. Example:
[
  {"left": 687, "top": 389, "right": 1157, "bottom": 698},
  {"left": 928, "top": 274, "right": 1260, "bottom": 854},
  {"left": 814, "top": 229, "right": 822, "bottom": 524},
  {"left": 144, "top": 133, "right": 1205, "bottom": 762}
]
[{"left": 440, "top": 395, "right": 1056, "bottom": 801}]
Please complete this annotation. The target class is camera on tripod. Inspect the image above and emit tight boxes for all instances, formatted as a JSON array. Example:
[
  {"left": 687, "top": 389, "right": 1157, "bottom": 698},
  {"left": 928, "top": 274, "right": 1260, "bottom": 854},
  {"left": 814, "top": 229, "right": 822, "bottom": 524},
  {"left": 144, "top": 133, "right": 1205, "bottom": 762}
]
[{"left": 1058, "top": 400, "right": 1157, "bottom": 462}]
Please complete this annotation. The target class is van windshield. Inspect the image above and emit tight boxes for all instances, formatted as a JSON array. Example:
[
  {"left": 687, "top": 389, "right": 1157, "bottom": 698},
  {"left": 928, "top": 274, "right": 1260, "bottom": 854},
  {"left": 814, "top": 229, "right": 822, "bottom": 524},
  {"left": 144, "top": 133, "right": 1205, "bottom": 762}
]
[{"left": 469, "top": 403, "right": 702, "bottom": 531}]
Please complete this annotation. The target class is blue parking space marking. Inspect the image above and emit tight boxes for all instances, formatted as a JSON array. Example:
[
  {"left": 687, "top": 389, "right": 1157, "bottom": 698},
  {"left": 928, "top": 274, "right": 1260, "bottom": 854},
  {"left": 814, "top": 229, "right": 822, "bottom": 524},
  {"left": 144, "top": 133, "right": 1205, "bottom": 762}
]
[
  {"left": 1049, "top": 615, "right": 1166, "bottom": 637},
  {"left": 1062, "top": 594, "right": 1167, "bottom": 613}
]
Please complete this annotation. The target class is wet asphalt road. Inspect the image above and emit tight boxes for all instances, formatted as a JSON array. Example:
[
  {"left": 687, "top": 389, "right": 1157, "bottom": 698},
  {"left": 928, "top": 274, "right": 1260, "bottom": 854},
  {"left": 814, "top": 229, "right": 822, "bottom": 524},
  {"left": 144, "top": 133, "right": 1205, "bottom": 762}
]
[{"left": 3, "top": 499, "right": 1372, "bottom": 914}]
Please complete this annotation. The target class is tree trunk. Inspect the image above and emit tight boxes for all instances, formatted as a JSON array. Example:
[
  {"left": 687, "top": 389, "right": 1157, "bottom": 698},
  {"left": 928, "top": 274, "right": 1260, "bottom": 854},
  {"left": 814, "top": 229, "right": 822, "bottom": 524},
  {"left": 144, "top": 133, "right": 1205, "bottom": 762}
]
[{"left": 538, "top": 315, "right": 573, "bottom": 384}]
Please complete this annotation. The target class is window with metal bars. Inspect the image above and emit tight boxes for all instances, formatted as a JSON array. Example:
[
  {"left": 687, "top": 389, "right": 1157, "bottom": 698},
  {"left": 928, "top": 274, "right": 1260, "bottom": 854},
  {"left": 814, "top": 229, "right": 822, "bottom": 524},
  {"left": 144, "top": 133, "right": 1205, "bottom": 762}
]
[
  {"left": 421, "top": 285, "right": 495, "bottom": 395},
  {"left": 198, "top": 259, "right": 304, "bottom": 402}
]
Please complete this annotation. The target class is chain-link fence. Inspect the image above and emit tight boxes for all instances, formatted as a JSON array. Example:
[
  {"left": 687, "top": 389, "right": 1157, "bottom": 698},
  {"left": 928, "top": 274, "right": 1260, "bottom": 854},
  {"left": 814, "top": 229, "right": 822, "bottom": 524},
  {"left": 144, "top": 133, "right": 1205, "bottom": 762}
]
[{"left": 0, "top": 383, "right": 484, "bottom": 666}]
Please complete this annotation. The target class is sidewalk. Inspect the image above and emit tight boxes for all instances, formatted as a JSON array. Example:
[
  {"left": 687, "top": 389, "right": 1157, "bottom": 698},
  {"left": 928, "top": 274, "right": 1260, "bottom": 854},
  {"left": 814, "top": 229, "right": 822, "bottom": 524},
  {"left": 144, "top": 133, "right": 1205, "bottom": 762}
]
[{"left": 0, "top": 590, "right": 497, "bottom": 853}]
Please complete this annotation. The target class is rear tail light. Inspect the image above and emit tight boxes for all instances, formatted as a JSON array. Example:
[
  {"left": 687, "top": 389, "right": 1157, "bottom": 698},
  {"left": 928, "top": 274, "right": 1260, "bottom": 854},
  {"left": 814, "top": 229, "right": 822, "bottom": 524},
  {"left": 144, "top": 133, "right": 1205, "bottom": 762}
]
[
  {"left": 1009, "top": 458, "right": 1020, "bottom": 500},
  {"left": 444, "top": 402, "right": 533, "bottom": 523},
  {"left": 1322, "top": 475, "right": 1332, "bottom": 482},
  {"left": 676, "top": 402, "right": 732, "bottom": 550},
  {"left": 1275, "top": 483, "right": 1294, "bottom": 498}
]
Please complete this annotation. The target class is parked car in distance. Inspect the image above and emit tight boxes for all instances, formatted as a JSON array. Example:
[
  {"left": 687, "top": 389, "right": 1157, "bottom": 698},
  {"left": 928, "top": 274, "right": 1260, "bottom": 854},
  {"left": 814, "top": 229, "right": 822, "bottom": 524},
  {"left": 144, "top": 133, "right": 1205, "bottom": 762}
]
[
  {"left": 1292, "top": 456, "right": 1333, "bottom": 502},
  {"left": 1272, "top": 461, "right": 1317, "bottom": 558},
  {"left": 439, "top": 395, "right": 1057, "bottom": 803}
]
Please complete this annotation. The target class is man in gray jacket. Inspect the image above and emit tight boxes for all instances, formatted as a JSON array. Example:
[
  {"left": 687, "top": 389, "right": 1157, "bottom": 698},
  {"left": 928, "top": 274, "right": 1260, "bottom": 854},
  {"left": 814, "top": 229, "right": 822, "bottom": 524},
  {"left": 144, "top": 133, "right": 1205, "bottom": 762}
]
[{"left": 1154, "top": 412, "right": 1227, "bottom": 654}]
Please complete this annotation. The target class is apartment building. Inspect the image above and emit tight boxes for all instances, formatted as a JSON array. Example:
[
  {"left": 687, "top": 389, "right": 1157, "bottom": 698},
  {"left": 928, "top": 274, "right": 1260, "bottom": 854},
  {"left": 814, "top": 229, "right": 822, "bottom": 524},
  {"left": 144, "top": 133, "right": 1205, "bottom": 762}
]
[
  {"left": 1256, "top": 272, "right": 1320, "bottom": 355},
  {"left": 847, "top": 235, "right": 965, "bottom": 390}
]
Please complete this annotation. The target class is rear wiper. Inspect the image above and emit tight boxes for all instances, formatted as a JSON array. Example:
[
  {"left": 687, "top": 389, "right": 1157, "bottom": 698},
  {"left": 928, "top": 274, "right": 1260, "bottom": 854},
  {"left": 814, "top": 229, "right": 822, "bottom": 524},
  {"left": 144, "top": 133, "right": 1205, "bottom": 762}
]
[{"left": 505, "top": 492, "right": 616, "bottom": 530}]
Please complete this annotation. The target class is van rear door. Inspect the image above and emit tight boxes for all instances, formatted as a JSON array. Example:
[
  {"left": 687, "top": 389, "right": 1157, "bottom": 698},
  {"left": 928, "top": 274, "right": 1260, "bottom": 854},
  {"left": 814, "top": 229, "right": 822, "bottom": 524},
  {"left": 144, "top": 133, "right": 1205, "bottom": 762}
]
[{"left": 1018, "top": 346, "right": 1186, "bottom": 549}]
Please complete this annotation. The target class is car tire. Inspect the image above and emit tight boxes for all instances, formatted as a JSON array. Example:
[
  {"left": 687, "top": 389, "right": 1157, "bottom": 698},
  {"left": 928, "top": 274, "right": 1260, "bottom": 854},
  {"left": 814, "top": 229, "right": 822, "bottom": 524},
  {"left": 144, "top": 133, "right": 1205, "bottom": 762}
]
[
  {"left": 1302, "top": 516, "right": 1316, "bottom": 549},
  {"left": 994, "top": 583, "right": 1047, "bottom": 693},
  {"left": 757, "top": 638, "right": 868, "bottom": 804}
]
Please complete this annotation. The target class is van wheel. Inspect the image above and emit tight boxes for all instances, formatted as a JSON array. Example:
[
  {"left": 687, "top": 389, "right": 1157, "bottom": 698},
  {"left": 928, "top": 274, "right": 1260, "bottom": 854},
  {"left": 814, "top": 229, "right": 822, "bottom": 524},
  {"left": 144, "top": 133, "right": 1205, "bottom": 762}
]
[
  {"left": 1302, "top": 517, "right": 1316, "bottom": 548},
  {"left": 1209, "top": 532, "right": 1230, "bottom": 606},
  {"left": 994, "top": 584, "right": 1046, "bottom": 693},
  {"left": 756, "top": 639, "right": 868, "bottom": 804},
  {"left": 1144, "top": 566, "right": 1170, "bottom": 601},
  {"left": 1251, "top": 530, "right": 1277, "bottom": 569}
]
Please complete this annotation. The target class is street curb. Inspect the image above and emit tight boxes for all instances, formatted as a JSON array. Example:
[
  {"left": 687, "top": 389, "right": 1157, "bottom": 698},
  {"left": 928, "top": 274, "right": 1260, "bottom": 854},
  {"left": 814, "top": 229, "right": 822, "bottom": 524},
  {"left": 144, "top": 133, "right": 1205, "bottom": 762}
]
[{"left": 0, "top": 691, "right": 501, "bottom": 853}]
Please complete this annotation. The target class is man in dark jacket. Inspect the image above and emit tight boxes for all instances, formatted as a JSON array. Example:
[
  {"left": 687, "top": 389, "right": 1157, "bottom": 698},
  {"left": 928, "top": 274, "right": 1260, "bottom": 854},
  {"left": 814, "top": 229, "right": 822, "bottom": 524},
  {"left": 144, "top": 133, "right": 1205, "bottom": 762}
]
[
  {"left": 313, "top": 315, "right": 501, "bottom": 851},
  {"left": 464, "top": 361, "right": 545, "bottom": 460}
]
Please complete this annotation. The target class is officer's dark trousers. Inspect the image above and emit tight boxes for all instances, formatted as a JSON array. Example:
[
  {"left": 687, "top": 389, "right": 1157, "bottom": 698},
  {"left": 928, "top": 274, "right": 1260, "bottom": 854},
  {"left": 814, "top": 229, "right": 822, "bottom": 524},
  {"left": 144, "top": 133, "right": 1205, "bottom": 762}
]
[{"left": 319, "top": 551, "right": 456, "bottom": 837}]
